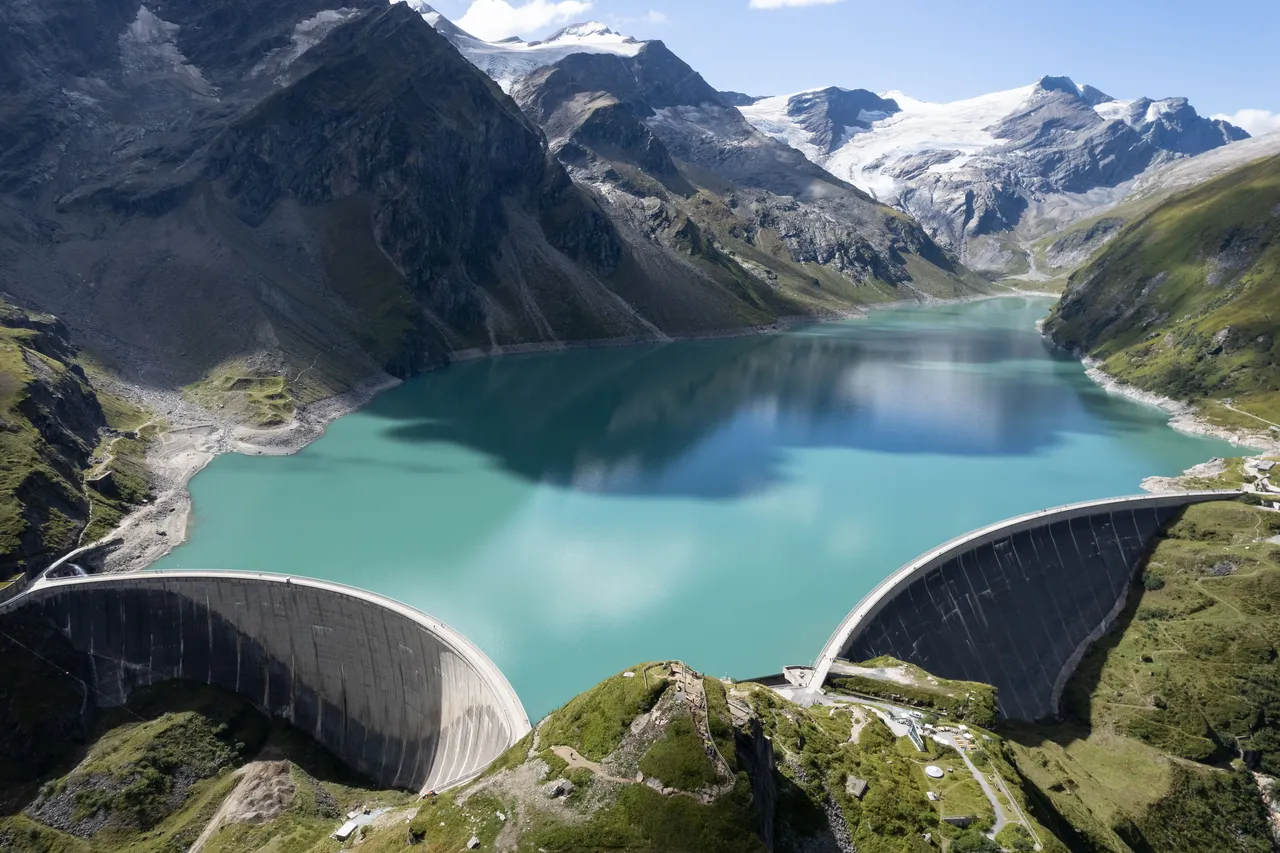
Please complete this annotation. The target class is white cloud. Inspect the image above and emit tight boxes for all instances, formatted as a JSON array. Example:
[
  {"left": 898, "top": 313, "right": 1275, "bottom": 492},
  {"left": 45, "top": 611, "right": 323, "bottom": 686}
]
[
  {"left": 611, "top": 9, "right": 667, "bottom": 25},
  {"left": 455, "top": 0, "right": 593, "bottom": 40},
  {"left": 748, "top": 0, "right": 845, "bottom": 8},
  {"left": 1212, "top": 109, "right": 1280, "bottom": 137}
]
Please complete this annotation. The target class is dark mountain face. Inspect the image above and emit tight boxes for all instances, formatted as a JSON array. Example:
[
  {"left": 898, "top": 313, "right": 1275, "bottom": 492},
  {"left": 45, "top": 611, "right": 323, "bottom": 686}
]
[
  {"left": 784, "top": 87, "right": 901, "bottom": 154},
  {"left": 3, "top": 0, "right": 875, "bottom": 407},
  {"left": 204, "top": 5, "right": 625, "bottom": 334},
  {"left": 534, "top": 41, "right": 727, "bottom": 116},
  {"left": 720, "top": 91, "right": 764, "bottom": 107}
]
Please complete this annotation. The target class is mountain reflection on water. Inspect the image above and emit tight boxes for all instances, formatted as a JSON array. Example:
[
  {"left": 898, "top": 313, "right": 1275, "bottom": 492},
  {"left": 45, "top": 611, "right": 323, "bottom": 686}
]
[{"left": 366, "top": 298, "right": 1148, "bottom": 499}]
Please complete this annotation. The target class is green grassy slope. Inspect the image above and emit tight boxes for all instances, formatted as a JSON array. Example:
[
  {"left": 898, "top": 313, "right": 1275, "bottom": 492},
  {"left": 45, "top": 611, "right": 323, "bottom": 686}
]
[
  {"left": 407, "top": 661, "right": 1071, "bottom": 853},
  {"left": 0, "top": 302, "right": 150, "bottom": 574},
  {"left": 0, "top": 682, "right": 415, "bottom": 853},
  {"left": 1066, "top": 502, "right": 1280, "bottom": 768},
  {"left": 1044, "top": 154, "right": 1280, "bottom": 424},
  {"left": 829, "top": 657, "right": 1000, "bottom": 728},
  {"left": 0, "top": 300, "right": 155, "bottom": 573},
  {"left": 1004, "top": 500, "right": 1280, "bottom": 853}
]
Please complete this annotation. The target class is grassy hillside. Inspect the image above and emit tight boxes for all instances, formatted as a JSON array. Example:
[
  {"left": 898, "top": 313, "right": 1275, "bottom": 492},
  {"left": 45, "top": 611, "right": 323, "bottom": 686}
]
[
  {"left": 0, "top": 682, "right": 416, "bottom": 853},
  {"left": 405, "top": 663, "right": 1068, "bottom": 853},
  {"left": 829, "top": 657, "right": 1000, "bottom": 728},
  {"left": 0, "top": 301, "right": 156, "bottom": 575},
  {"left": 0, "top": 299, "right": 158, "bottom": 575},
  {"left": 3, "top": 641, "right": 1272, "bottom": 852},
  {"left": 1067, "top": 501, "right": 1280, "bottom": 767},
  {"left": 1045, "top": 154, "right": 1280, "bottom": 425},
  {"left": 1004, "top": 499, "right": 1280, "bottom": 853}
]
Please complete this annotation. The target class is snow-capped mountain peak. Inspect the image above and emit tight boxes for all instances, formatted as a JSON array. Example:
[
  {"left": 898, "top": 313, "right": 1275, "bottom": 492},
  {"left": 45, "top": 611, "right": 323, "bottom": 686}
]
[
  {"left": 412, "top": 7, "right": 644, "bottom": 92},
  {"left": 537, "top": 21, "right": 636, "bottom": 46},
  {"left": 739, "top": 76, "right": 1250, "bottom": 275},
  {"left": 403, "top": 0, "right": 439, "bottom": 24}
]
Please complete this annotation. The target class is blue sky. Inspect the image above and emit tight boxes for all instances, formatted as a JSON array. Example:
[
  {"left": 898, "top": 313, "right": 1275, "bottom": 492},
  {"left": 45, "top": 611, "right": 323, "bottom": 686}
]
[{"left": 427, "top": 0, "right": 1280, "bottom": 133}]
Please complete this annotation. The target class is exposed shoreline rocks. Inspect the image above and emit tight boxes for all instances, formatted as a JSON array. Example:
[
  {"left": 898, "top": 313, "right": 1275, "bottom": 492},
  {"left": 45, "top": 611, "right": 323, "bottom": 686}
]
[{"left": 1076, "top": 357, "right": 1280, "bottom": 459}]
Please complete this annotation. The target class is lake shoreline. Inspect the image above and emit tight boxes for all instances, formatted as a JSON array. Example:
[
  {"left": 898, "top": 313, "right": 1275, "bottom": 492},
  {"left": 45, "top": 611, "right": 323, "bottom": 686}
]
[
  {"left": 1030, "top": 324, "right": 1280, "bottom": 482},
  {"left": 94, "top": 290, "right": 1039, "bottom": 573},
  {"left": 1078, "top": 357, "right": 1280, "bottom": 456},
  {"left": 1069, "top": 353, "right": 1280, "bottom": 460}
]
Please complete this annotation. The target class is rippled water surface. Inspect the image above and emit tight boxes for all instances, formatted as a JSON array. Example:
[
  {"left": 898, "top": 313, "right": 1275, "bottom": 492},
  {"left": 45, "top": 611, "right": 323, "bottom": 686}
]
[{"left": 156, "top": 298, "right": 1240, "bottom": 719}]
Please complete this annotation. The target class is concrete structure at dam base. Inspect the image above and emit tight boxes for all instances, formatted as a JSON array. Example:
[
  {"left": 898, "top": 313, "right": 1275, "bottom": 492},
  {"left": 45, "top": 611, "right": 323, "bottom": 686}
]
[
  {"left": 806, "top": 491, "right": 1239, "bottom": 721},
  {"left": 0, "top": 570, "right": 531, "bottom": 793}
]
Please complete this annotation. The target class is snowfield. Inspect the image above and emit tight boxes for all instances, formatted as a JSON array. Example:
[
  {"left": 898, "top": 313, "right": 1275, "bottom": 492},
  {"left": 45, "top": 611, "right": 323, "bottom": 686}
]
[
  {"left": 408, "top": 6, "right": 643, "bottom": 92},
  {"left": 740, "top": 84, "right": 1037, "bottom": 201}
]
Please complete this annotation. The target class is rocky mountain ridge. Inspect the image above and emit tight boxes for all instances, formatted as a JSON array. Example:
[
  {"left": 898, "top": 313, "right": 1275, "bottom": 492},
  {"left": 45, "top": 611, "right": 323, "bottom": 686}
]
[
  {"left": 0, "top": 300, "right": 107, "bottom": 574},
  {"left": 740, "top": 75, "right": 1251, "bottom": 276},
  {"left": 428, "top": 7, "right": 983, "bottom": 311},
  {"left": 1, "top": 0, "right": 981, "bottom": 408}
]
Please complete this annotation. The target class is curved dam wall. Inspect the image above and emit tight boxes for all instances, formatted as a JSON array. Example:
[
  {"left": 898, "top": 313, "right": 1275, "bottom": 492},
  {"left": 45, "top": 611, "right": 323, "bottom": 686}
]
[
  {"left": 0, "top": 571, "right": 530, "bottom": 792},
  {"left": 815, "top": 492, "right": 1236, "bottom": 721}
]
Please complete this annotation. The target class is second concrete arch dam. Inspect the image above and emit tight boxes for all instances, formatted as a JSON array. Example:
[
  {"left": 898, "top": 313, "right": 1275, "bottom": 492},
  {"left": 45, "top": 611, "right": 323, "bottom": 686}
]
[{"left": 807, "top": 491, "right": 1236, "bottom": 721}]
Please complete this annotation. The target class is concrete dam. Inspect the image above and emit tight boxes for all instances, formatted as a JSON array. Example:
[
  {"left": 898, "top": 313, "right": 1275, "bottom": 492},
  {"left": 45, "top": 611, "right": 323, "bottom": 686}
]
[
  {"left": 0, "top": 571, "right": 530, "bottom": 793},
  {"left": 812, "top": 492, "right": 1236, "bottom": 721}
]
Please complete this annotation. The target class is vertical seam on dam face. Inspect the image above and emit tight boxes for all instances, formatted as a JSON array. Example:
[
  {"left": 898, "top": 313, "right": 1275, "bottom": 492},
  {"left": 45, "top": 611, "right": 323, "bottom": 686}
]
[
  {"left": 815, "top": 492, "right": 1239, "bottom": 721},
  {"left": 0, "top": 572, "right": 531, "bottom": 792}
]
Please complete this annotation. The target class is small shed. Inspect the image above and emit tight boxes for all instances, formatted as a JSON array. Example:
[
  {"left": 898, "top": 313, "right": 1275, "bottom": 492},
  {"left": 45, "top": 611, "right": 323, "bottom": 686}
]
[
  {"left": 332, "top": 819, "right": 360, "bottom": 841},
  {"left": 845, "top": 776, "right": 869, "bottom": 799},
  {"left": 943, "top": 815, "right": 977, "bottom": 828}
]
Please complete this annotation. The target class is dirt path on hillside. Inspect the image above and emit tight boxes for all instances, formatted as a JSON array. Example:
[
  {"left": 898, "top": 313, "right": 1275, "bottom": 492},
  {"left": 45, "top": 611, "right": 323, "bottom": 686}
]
[
  {"left": 77, "top": 418, "right": 155, "bottom": 548},
  {"left": 548, "top": 746, "right": 635, "bottom": 785}
]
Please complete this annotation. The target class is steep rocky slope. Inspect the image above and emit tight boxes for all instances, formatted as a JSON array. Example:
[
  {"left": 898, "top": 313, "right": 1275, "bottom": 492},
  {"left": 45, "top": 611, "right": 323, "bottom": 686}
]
[
  {"left": 1044, "top": 154, "right": 1280, "bottom": 427},
  {"left": 0, "top": 301, "right": 107, "bottom": 574},
  {"left": 741, "top": 77, "right": 1250, "bottom": 277},
  {"left": 427, "top": 8, "right": 986, "bottom": 307},
  {"left": 3, "top": 0, "right": 932, "bottom": 429}
]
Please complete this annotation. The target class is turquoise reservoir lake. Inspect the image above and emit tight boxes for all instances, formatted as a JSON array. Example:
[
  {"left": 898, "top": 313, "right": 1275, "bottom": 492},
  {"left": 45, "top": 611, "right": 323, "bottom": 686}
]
[{"left": 155, "top": 298, "right": 1240, "bottom": 720}]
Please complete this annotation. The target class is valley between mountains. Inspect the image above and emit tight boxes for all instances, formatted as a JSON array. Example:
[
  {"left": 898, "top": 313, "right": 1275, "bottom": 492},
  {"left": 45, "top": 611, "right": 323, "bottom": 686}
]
[{"left": 1, "top": 3, "right": 1280, "bottom": 851}]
